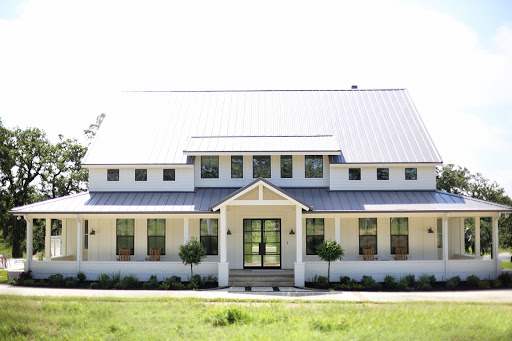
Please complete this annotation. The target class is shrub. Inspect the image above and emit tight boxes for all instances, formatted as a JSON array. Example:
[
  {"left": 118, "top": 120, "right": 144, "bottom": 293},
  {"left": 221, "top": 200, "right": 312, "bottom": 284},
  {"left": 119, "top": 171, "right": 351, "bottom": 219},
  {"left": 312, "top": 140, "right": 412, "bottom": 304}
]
[
  {"left": 110, "top": 272, "right": 122, "bottom": 288},
  {"left": 311, "top": 275, "right": 329, "bottom": 289},
  {"left": 202, "top": 275, "right": 218, "bottom": 288},
  {"left": 48, "top": 274, "right": 65, "bottom": 287},
  {"left": 89, "top": 282, "right": 100, "bottom": 289},
  {"left": 77, "top": 272, "right": 86, "bottom": 282},
  {"left": 405, "top": 274, "right": 415, "bottom": 288},
  {"left": 98, "top": 273, "right": 111, "bottom": 289},
  {"left": 122, "top": 275, "right": 140, "bottom": 289},
  {"left": 361, "top": 276, "right": 381, "bottom": 290},
  {"left": 179, "top": 238, "right": 207, "bottom": 278},
  {"left": 207, "top": 307, "right": 249, "bottom": 326},
  {"left": 493, "top": 279, "right": 503, "bottom": 288},
  {"left": 143, "top": 275, "right": 159, "bottom": 290},
  {"left": 113, "top": 282, "right": 124, "bottom": 290},
  {"left": 418, "top": 283, "right": 432, "bottom": 291},
  {"left": 446, "top": 276, "right": 461, "bottom": 289},
  {"left": 36, "top": 280, "right": 48, "bottom": 287},
  {"left": 465, "top": 275, "right": 480, "bottom": 287},
  {"left": 187, "top": 281, "right": 198, "bottom": 290},
  {"left": 159, "top": 282, "right": 170, "bottom": 290},
  {"left": 348, "top": 279, "right": 359, "bottom": 287},
  {"left": 396, "top": 277, "right": 409, "bottom": 291},
  {"left": 478, "top": 280, "right": 490, "bottom": 289},
  {"left": 317, "top": 240, "right": 344, "bottom": 282},
  {"left": 416, "top": 274, "right": 436, "bottom": 289},
  {"left": 17, "top": 271, "right": 34, "bottom": 282},
  {"left": 190, "top": 274, "right": 203, "bottom": 286},
  {"left": 339, "top": 276, "right": 351, "bottom": 285},
  {"left": 20, "top": 279, "right": 36, "bottom": 286},
  {"left": 383, "top": 275, "right": 397, "bottom": 289},
  {"left": 171, "top": 282, "right": 186, "bottom": 290},
  {"left": 64, "top": 276, "right": 78, "bottom": 288},
  {"left": 498, "top": 272, "right": 512, "bottom": 287},
  {"left": 165, "top": 275, "right": 181, "bottom": 284}
]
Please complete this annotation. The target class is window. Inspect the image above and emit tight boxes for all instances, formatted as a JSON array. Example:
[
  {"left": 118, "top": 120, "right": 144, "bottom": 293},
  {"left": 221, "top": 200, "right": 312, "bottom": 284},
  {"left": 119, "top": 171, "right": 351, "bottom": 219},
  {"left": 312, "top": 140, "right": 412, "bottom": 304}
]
[
  {"left": 305, "top": 155, "right": 323, "bottom": 178},
  {"left": 280, "top": 155, "right": 293, "bottom": 178},
  {"left": 359, "top": 218, "right": 377, "bottom": 254},
  {"left": 135, "top": 169, "right": 147, "bottom": 181},
  {"left": 405, "top": 168, "right": 417, "bottom": 180},
  {"left": 390, "top": 218, "right": 408, "bottom": 254},
  {"left": 107, "top": 169, "right": 119, "bottom": 181},
  {"left": 349, "top": 168, "right": 361, "bottom": 180},
  {"left": 163, "top": 169, "right": 175, "bottom": 181},
  {"left": 231, "top": 156, "right": 243, "bottom": 178},
  {"left": 116, "top": 219, "right": 134, "bottom": 255},
  {"left": 437, "top": 218, "right": 442, "bottom": 248},
  {"left": 84, "top": 220, "right": 89, "bottom": 250},
  {"left": 253, "top": 155, "right": 271, "bottom": 178},
  {"left": 147, "top": 219, "right": 165, "bottom": 255},
  {"left": 200, "top": 218, "right": 218, "bottom": 255},
  {"left": 377, "top": 168, "right": 389, "bottom": 180},
  {"left": 201, "top": 156, "right": 219, "bottom": 178},
  {"left": 306, "top": 218, "right": 324, "bottom": 255}
]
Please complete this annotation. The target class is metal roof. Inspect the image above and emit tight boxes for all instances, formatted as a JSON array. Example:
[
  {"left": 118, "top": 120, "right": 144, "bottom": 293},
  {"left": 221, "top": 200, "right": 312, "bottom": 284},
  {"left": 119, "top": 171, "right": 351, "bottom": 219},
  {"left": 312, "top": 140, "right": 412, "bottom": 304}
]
[
  {"left": 10, "top": 189, "right": 510, "bottom": 215},
  {"left": 183, "top": 135, "right": 340, "bottom": 155},
  {"left": 82, "top": 90, "right": 442, "bottom": 165}
]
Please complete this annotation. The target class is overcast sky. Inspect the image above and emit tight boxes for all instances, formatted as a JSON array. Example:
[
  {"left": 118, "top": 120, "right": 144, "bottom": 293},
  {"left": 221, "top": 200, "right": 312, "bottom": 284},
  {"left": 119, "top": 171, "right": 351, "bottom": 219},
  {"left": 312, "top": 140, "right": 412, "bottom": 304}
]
[{"left": 1, "top": 0, "right": 511, "bottom": 195}]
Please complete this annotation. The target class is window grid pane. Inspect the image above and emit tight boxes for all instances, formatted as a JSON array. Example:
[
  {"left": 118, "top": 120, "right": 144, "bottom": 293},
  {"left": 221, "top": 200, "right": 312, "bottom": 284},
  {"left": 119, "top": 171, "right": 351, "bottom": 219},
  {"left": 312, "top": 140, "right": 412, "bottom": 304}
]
[
  {"left": 349, "top": 168, "right": 361, "bottom": 180},
  {"left": 390, "top": 217, "right": 408, "bottom": 254},
  {"left": 305, "top": 155, "right": 323, "bottom": 178},
  {"left": 253, "top": 156, "right": 271, "bottom": 178},
  {"left": 201, "top": 156, "right": 219, "bottom": 178},
  {"left": 135, "top": 169, "right": 147, "bottom": 181},
  {"left": 107, "top": 169, "right": 119, "bottom": 181},
  {"left": 200, "top": 219, "right": 219, "bottom": 255},
  {"left": 231, "top": 156, "right": 243, "bottom": 178},
  {"left": 280, "top": 155, "right": 293, "bottom": 178},
  {"left": 377, "top": 168, "right": 389, "bottom": 180},
  {"left": 359, "top": 218, "right": 377, "bottom": 254},
  {"left": 306, "top": 218, "right": 324, "bottom": 255},
  {"left": 163, "top": 169, "right": 175, "bottom": 181},
  {"left": 405, "top": 168, "right": 417, "bottom": 180}
]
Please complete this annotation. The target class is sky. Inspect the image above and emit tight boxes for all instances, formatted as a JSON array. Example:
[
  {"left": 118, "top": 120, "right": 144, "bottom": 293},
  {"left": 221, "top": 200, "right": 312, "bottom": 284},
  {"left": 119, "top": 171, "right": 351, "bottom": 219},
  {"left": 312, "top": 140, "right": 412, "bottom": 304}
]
[{"left": 0, "top": 0, "right": 511, "bottom": 195}]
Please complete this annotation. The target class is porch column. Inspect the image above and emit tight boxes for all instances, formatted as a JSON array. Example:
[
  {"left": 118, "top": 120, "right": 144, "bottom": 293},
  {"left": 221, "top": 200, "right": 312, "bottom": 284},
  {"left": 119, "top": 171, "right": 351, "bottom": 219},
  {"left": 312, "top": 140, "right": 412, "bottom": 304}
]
[
  {"left": 183, "top": 218, "right": 189, "bottom": 244},
  {"left": 25, "top": 215, "right": 33, "bottom": 271},
  {"left": 493, "top": 214, "right": 500, "bottom": 274},
  {"left": 474, "top": 217, "right": 481, "bottom": 259},
  {"left": 218, "top": 207, "right": 229, "bottom": 286},
  {"left": 294, "top": 206, "right": 305, "bottom": 286},
  {"left": 443, "top": 215, "right": 449, "bottom": 276},
  {"left": 76, "top": 215, "right": 82, "bottom": 272},
  {"left": 62, "top": 219, "right": 67, "bottom": 256},
  {"left": 45, "top": 218, "right": 51, "bottom": 260},
  {"left": 334, "top": 217, "right": 341, "bottom": 261}
]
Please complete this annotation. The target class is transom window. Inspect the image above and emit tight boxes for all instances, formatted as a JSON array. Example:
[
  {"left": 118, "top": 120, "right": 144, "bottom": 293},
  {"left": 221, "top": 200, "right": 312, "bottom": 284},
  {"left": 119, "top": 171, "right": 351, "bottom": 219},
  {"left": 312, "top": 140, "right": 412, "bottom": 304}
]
[
  {"left": 377, "top": 168, "right": 389, "bottom": 180},
  {"left": 163, "top": 169, "right": 175, "bottom": 181},
  {"left": 405, "top": 168, "right": 417, "bottom": 180},
  {"left": 280, "top": 155, "right": 293, "bottom": 178},
  {"left": 201, "top": 156, "right": 219, "bottom": 178},
  {"left": 390, "top": 217, "right": 408, "bottom": 254},
  {"left": 306, "top": 218, "right": 324, "bottom": 255},
  {"left": 359, "top": 218, "right": 377, "bottom": 255},
  {"left": 107, "top": 169, "right": 119, "bottom": 181},
  {"left": 200, "top": 218, "right": 218, "bottom": 255},
  {"left": 305, "top": 155, "right": 323, "bottom": 178},
  {"left": 253, "top": 156, "right": 271, "bottom": 178},
  {"left": 135, "top": 169, "right": 147, "bottom": 181},
  {"left": 231, "top": 156, "right": 243, "bottom": 178},
  {"left": 349, "top": 168, "right": 361, "bottom": 180},
  {"left": 116, "top": 219, "right": 134, "bottom": 255},
  {"left": 147, "top": 219, "right": 165, "bottom": 255}
]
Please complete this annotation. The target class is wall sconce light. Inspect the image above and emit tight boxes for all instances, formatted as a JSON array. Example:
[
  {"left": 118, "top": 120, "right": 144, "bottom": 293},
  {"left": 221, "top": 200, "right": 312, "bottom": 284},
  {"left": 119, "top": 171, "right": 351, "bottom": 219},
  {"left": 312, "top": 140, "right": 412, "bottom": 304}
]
[
  {"left": 90, "top": 229, "right": 96, "bottom": 235},
  {"left": 427, "top": 227, "right": 434, "bottom": 234},
  {"left": 289, "top": 228, "right": 295, "bottom": 235},
  {"left": 227, "top": 228, "right": 232, "bottom": 235}
]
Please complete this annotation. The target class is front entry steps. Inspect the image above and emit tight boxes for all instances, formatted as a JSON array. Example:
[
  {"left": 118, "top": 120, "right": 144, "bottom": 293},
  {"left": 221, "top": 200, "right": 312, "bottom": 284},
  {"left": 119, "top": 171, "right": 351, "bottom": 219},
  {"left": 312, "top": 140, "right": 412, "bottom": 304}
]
[{"left": 229, "top": 269, "right": 294, "bottom": 287}]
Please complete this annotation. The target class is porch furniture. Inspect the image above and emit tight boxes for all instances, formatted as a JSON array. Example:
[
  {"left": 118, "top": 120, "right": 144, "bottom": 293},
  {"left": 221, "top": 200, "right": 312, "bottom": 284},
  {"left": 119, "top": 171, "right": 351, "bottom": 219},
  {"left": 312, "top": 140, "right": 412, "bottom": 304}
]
[
  {"left": 394, "top": 247, "right": 408, "bottom": 260},
  {"left": 145, "top": 248, "right": 161, "bottom": 261},
  {"left": 362, "top": 248, "right": 375, "bottom": 261},
  {"left": 117, "top": 249, "right": 131, "bottom": 261}
]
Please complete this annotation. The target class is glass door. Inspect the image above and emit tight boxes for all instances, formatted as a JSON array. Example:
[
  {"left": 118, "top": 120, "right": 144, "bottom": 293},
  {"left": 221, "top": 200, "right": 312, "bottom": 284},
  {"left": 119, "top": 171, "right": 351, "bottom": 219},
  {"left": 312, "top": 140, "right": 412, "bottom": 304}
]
[{"left": 243, "top": 219, "right": 281, "bottom": 268}]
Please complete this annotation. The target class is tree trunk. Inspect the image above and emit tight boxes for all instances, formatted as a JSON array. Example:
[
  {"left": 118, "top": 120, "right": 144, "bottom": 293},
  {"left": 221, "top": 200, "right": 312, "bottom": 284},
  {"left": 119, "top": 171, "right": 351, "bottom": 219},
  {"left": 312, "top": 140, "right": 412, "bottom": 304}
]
[
  {"left": 328, "top": 261, "right": 331, "bottom": 283},
  {"left": 190, "top": 264, "right": 193, "bottom": 279}
]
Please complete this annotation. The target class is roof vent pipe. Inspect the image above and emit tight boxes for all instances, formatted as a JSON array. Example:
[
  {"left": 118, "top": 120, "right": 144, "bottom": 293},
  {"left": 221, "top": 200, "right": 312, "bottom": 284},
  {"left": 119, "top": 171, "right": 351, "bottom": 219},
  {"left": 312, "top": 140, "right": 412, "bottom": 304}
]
[{"left": 351, "top": 85, "right": 358, "bottom": 89}]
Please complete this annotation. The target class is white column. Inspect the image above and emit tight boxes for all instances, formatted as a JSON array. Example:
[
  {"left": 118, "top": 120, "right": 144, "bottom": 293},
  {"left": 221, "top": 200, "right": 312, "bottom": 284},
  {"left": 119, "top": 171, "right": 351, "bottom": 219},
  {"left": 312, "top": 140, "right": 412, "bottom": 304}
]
[
  {"left": 296, "top": 206, "right": 303, "bottom": 263},
  {"left": 335, "top": 217, "right": 341, "bottom": 261},
  {"left": 45, "top": 218, "right": 51, "bottom": 260},
  {"left": 443, "top": 215, "right": 449, "bottom": 276},
  {"left": 76, "top": 215, "right": 82, "bottom": 272},
  {"left": 25, "top": 215, "right": 33, "bottom": 271},
  {"left": 474, "top": 217, "right": 481, "bottom": 259},
  {"left": 493, "top": 214, "right": 500, "bottom": 274},
  {"left": 183, "top": 218, "right": 190, "bottom": 244},
  {"left": 220, "top": 207, "right": 227, "bottom": 263},
  {"left": 62, "top": 219, "right": 67, "bottom": 256}
]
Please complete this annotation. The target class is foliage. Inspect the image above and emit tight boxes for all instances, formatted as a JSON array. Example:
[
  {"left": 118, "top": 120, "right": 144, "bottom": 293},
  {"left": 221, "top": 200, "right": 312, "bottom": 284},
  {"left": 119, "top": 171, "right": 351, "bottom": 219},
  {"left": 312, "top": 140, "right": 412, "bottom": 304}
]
[
  {"left": 384, "top": 275, "right": 397, "bottom": 289},
  {"left": 498, "top": 272, "right": 512, "bottom": 287},
  {"left": 404, "top": 274, "right": 415, "bottom": 288},
  {"left": 361, "top": 275, "right": 381, "bottom": 290},
  {"left": 89, "top": 282, "right": 99, "bottom": 289},
  {"left": 121, "top": 275, "right": 140, "bottom": 289},
  {"left": 47, "top": 274, "right": 65, "bottom": 288},
  {"left": 416, "top": 274, "right": 436, "bottom": 290},
  {"left": 179, "top": 237, "right": 207, "bottom": 278},
  {"left": 396, "top": 277, "right": 409, "bottom": 291},
  {"left": 64, "top": 276, "right": 78, "bottom": 288},
  {"left": 502, "top": 262, "right": 512, "bottom": 269},
  {"left": 142, "top": 275, "right": 159, "bottom": 290},
  {"left": 478, "top": 280, "right": 491, "bottom": 289},
  {"left": 164, "top": 275, "right": 182, "bottom": 285},
  {"left": 17, "top": 270, "right": 33, "bottom": 282},
  {"left": 339, "top": 276, "right": 351, "bottom": 285},
  {"left": 77, "top": 272, "right": 86, "bottom": 282},
  {"left": 446, "top": 276, "right": 461, "bottom": 289},
  {"left": 97, "top": 273, "right": 111, "bottom": 289},
  {"left": 316, "top": 240, "right": 344, "bottom": 282},
  {"left": 310, "top": 275, "right": 329, "bottom": 289},
  {"left": 465, "top": 275, "right": 480, "bottom": 287}
]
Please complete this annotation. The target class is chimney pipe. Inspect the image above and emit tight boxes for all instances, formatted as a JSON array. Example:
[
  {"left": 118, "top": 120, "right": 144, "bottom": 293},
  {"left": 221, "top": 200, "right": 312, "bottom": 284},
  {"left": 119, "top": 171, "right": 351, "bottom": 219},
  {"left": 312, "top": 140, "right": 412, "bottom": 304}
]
[{"left": 351, "top": 85, "right": 358, "bottom": 89}]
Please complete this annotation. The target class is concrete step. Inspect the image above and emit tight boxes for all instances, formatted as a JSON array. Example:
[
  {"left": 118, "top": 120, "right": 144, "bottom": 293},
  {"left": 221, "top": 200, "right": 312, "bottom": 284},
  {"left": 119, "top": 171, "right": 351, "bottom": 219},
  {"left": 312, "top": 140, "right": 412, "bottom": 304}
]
[
  {"left": 228, "top": 270, "right": 294, "bottom": 287},
  {"left": 229, "top": 281, "right": 295, "bottom": 287}
]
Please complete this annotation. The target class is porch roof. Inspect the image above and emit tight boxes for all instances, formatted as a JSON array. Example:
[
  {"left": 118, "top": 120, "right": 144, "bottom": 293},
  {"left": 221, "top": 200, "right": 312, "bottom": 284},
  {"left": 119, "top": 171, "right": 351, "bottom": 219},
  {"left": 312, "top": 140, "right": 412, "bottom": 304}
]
[{"left": 9, "top": 188, "right": 512, "bottom": 215}]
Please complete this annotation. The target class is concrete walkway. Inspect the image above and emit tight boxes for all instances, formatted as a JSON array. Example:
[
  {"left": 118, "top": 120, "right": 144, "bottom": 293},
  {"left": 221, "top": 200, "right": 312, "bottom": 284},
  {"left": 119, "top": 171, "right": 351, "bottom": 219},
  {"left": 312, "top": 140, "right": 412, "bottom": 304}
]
[{"left": 1, "top": 283, "right": 511, "bottom": 302}]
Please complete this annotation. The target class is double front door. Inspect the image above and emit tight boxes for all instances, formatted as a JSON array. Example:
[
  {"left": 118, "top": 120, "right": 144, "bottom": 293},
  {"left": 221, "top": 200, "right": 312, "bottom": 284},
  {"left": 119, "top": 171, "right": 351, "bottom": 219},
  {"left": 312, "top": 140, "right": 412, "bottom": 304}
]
[{"left": 243, "top": 219, "right": 281, "bottom": 268}]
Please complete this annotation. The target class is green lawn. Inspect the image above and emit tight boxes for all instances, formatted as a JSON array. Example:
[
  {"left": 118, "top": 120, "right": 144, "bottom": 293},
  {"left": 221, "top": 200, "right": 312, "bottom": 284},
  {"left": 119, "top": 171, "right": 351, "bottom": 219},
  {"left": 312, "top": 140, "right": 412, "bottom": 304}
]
[
  {"left": 0, "top": 296, "right": 511, "bottom": 340},
  {"left": 503, "top": 262, "right": 512, "bottom": 270},
  {"left": 0, "top": 270, "right": 7, "bottom": 283},
  {"left": 0, "top": 237, "right": 11, "bottom": 255}
]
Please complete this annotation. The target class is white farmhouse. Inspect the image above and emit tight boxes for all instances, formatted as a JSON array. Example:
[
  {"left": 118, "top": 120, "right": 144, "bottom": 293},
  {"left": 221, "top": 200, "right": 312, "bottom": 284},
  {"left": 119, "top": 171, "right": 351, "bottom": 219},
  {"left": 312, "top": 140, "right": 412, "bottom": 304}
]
[{"left": 11, "top": 89, "right": 512, "bottom": 286}]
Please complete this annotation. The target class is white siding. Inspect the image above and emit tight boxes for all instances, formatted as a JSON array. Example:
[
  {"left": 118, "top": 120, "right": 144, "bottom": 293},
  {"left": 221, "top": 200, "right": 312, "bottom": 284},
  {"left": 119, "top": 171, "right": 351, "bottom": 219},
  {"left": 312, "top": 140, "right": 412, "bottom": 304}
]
[
  {"left": 194, "top": 155, "right": 330, "bottom": 188},
  {"left": 329, "top": 166, "right": 436, "bottom": 190},
  {"left": 88, "top": 167, "right": 194, "bottom": 192}
]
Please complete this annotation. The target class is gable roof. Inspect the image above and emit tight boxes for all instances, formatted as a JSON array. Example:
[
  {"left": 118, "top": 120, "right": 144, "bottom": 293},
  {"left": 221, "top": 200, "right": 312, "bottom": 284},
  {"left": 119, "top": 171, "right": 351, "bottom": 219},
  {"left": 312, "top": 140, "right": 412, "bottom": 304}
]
[{"left": 82, "top": 89, "right": 442, "bottom": 165}]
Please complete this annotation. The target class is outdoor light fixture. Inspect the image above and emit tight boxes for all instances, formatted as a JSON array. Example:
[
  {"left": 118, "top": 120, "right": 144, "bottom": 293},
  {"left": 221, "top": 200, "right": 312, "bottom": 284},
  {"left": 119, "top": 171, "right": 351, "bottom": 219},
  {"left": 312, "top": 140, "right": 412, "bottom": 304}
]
[
  {"left": 289, "top": 228, "right": 295, "bottom": 235},
  {"left": 90, "top": 229, "right": 96, "bottom": 235},
  {"left": 227, "top": 228, "right": 232, "bottom": 235},
  {"left": 427, "top": 227, "right": 434, "bottom": 234}
]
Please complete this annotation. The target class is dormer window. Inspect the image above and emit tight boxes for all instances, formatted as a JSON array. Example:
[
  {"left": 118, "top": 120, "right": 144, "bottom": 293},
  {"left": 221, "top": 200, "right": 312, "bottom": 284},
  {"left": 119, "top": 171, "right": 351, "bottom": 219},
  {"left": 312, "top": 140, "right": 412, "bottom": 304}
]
[
  {"left": 349, "top": 168, "right": 361, "bottom": 180},
  {"left": 377, "top": 168, "right": 389, "bottom": 180},
  {"left": 231, "top": 156, "right": 243, "bottom": 178},
  {"left": 163, "top": 169, "right": 175, "bottom": 181},
  {"left": 253, "top": 156, "right": 271, "bottom": 178},
  {"left": 305, "top": 155, "right": 323, "bottom": 178},
  {"left": 201, "top": 156, "right": 219, "bottom": 178},
  {"left": 405, "top": 168, "right": 417, "bottom": 180},
  {"left": 280, "top": 155, "right": 292, "bottom": 178},
  {"left": 107, "top": 169, "right": 119, "bottom": 181},
  {"left": 135, "top": 169, "right": 147, "bottom": 181}
]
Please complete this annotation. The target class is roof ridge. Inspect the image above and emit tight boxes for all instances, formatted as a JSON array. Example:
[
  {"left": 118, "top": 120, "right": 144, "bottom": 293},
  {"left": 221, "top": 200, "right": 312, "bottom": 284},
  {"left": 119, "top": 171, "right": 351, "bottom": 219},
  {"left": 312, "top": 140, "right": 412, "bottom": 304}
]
[{"left": 123, "top": 89, "right": 407, "bottom": 93}]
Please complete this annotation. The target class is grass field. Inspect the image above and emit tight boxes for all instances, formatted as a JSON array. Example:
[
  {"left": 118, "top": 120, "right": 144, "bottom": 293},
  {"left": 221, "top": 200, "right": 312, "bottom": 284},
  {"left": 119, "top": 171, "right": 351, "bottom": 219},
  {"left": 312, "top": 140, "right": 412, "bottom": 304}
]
[
  {"left": 0, "top": 296, "right": 511, "bottom": 340},
  {"left": 503, "top": 262, "right": 512, "bottom": 270},
  {"left": 0, "top": 270, "right": 7, "bottom": 283}
]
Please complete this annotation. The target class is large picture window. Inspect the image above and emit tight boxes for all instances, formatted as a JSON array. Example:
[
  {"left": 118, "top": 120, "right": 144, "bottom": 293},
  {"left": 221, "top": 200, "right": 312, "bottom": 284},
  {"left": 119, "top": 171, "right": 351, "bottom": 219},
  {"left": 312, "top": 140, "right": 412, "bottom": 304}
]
[
  {"left": 280, "top": 155, "right": 292, "bottom": 178},
  {"left": 201, "top": 156, "right": 219, "bottom": 178},
  {"left": 390, "top": 217, "right": 408, "bottom": 254},
  {"left": 305, "top": 155, "right": 323, "bottom": 178},
  {"left": 306, "top": 218, "right": 324, "bottom": 255},
  {"left": 200, "top": 218, "right": 218, "bottom": 255},
  {"left": 147, "top": 219, "right": 165, "bottom": 255},
  {"left": 359, "top": 218, "right": 377, "bottom": 254},
  {"left": 231, "top": 156, "right": 243, "bottom": 178},
  {"left": 116, "top": 219, "right": 134, "bottom": 255},
  {"left": 253, "top": 155, "right": 271, "bottom": 178}
]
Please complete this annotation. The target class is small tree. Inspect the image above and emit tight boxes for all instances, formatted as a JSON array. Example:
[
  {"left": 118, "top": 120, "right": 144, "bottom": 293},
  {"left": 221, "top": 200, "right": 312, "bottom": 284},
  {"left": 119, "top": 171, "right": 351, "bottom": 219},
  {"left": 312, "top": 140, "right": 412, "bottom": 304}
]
[
  {"left": 317, "top": 240, "right": 344, "bottom": 282},
  {"left": 179, "top": 237, "right": 207, "bottom": 279}
]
